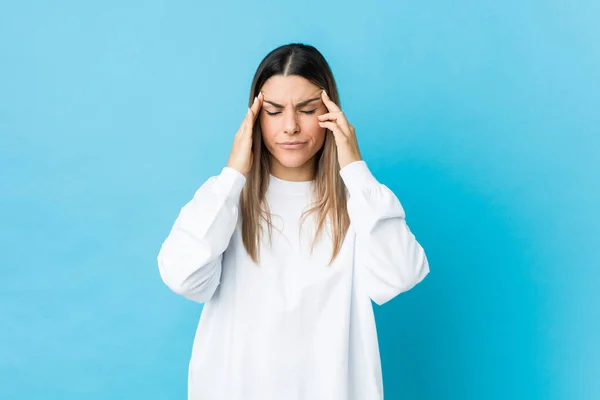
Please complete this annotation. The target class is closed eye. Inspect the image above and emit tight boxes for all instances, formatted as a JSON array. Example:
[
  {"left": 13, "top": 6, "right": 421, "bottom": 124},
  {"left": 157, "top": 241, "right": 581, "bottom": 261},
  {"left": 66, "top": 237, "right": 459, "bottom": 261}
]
[{"left": 265, "top": 109, "right": 318, "bottom": 116}]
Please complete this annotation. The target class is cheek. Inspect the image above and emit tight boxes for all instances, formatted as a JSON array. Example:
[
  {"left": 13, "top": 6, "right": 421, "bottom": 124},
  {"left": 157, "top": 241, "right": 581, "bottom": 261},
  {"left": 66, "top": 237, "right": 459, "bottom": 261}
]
[
  {"left": 303, "top": 114, "right": 325, "bottom": 132},
  {"left": 259, "top": 114, "right": 275, "bottom": 138},
  {"left": 302, "top": 120, "right": 327, "bottom": 146}
]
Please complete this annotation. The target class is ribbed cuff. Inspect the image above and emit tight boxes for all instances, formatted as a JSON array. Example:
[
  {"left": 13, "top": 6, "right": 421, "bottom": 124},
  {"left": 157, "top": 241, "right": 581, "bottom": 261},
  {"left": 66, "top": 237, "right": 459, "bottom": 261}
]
[
  {"left": 215, "top": 166, "right": 247, "bottom": 202},
  {"left": 338, "top": 160, "right": 378, "bottom": 195}
]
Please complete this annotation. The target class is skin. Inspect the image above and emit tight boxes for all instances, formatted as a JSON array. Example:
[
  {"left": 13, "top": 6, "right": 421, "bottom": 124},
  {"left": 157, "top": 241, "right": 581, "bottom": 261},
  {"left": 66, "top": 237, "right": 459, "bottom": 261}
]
[{"left": 227, "top": 75, "right": 362, "bottom": 181}]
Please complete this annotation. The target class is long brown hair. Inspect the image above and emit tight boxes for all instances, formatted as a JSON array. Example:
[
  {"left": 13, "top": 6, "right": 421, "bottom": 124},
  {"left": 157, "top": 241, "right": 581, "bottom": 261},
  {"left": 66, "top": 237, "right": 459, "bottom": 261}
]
[{"left": 240, "top": 43, "right": 350, "bottom": 266}]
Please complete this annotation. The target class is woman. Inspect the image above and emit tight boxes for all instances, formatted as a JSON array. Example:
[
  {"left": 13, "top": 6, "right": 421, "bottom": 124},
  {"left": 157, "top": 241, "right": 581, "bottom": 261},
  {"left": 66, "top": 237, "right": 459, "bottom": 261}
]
[{"left": 157, "top": 43, "right": 430, "bottom": 400}]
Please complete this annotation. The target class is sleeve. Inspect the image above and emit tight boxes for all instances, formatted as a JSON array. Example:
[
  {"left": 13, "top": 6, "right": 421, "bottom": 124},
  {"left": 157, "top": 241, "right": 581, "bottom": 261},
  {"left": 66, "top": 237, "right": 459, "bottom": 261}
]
[
  {"left": 339, "top": 160, "right": 430, "bottom": 306},
  {"left": 157, "top": 166, "right": 246, "bottom": 303}
]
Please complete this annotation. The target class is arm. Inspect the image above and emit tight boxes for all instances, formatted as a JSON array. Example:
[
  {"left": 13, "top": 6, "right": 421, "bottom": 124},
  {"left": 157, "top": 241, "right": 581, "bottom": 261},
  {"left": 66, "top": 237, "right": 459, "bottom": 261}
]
[
  {"left": 157, "top": 166, "right": 246, "bottom": 303},
  {"left": 339, "top": 160, "right": 430, "bottom": 306}
]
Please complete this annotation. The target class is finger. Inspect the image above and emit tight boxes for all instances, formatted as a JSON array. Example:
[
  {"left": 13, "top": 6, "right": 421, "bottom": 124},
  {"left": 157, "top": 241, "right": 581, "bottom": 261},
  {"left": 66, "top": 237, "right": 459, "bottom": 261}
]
[
  {"left": 317, "top": 111, "right": 350, "bottom": 130},
  {"left": 241, "top": 97, "right": 259, "bottom": 135},
  {"left": 247, "top": 96, "right": 258, "bottom": 118},
  {"left": 321, "top": 90, "right": 341, "bottom": 113},
  {"left": 316, "top": 112, "right": 341, "bottom": 121},
  {"left": 250, "top": 92, "right": 263, "bottom": 122},
  {"left": 245, "top": 107, "right": 255, "bottom": 135},
  {"left": 237, "top": 106, "right": 252, "bottom": 138},
  {"left": 318, "top": 112, "right": 351, "bottom": 136},
  {"left": 320, "top": 91, "right": 352, "bottom": 133},
  {"left": 318, "top": 120, "right": 345, "bottom": 139},
  {"left": 245, "top": 104, "right": 254, "bottom": 123}
]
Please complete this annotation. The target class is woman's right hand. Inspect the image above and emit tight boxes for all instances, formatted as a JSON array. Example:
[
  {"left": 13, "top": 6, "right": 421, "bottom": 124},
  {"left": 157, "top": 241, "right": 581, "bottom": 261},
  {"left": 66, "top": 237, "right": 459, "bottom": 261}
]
[{"left": 227, "top": 92, "right": 263, "bottom": 177}]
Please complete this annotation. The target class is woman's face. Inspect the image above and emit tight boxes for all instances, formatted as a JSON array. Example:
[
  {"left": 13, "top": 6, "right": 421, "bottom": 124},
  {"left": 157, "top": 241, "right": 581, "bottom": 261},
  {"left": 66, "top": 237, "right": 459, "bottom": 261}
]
[{"left": 258, "top": 75, "right": 328, "bottom": 180}]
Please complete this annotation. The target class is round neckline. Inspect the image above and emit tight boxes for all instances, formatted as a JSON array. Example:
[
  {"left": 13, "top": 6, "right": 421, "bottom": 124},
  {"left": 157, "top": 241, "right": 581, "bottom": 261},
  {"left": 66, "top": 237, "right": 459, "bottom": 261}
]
[{"left": 268, "top": 174, "right": 315, "bottom": 195}]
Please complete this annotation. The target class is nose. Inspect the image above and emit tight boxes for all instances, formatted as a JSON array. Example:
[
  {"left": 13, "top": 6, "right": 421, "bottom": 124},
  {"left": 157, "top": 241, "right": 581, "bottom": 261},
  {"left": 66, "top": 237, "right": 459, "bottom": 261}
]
[{"left": 283, "top": 109, "right": 300, "bottom": 135}]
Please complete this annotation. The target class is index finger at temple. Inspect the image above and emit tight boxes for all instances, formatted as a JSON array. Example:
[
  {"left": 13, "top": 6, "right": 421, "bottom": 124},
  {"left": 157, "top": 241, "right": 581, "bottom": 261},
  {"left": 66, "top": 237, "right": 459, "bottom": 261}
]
[
  {"left": 251, "top": 93, "right": 263, "bottom": 120},
  {"left": 321, "top": 90, "right": 341, "bottom": 112}
]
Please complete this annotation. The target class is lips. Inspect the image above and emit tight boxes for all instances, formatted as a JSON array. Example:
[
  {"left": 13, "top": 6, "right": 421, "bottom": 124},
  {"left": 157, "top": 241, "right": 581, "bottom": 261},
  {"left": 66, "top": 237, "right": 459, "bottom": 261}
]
[{"left": 278, "top": 141, "right": 307, "bottom": 149}]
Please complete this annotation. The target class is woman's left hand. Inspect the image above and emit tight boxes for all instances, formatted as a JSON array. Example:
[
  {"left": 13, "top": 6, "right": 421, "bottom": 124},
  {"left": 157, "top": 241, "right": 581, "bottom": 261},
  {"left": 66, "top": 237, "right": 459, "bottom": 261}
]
[{"left": 317, "top": 90, "right": 362, "bottom": 169}]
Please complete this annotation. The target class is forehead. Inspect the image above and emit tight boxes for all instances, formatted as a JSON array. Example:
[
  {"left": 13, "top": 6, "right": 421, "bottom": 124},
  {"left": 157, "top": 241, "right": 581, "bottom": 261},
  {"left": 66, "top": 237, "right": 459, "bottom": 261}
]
[{"left": 260, "top": 75, "right": 321, "bottom": 101}]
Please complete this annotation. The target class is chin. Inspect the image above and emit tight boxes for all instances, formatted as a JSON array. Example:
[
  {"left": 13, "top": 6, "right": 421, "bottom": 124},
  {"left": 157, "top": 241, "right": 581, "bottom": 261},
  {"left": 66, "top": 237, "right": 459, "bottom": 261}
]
[{"left": 272, "top": 151, "right": 316, "bottom": 168}]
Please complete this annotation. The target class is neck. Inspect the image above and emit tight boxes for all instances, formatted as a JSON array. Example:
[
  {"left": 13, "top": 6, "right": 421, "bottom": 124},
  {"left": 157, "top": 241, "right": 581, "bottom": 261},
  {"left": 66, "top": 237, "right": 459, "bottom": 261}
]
[{"left": 269, "top": 155, "right": 317, "bottom": 182}]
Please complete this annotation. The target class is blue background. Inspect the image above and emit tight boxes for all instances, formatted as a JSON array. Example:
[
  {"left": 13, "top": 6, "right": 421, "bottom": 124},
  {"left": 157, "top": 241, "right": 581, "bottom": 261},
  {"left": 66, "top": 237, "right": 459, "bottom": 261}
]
[{"left": 1, "top": 1, "right": 598, "bottom": 399}]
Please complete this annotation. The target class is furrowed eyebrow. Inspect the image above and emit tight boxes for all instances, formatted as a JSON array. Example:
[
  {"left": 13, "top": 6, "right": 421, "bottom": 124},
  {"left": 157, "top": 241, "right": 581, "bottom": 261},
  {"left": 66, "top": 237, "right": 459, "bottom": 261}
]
[{"left": 263, "top": 97, "right": 321, "bottom": 109}]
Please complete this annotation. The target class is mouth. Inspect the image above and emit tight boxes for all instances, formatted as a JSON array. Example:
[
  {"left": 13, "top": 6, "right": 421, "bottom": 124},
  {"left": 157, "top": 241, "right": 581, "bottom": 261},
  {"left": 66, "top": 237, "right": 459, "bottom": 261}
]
[{"left": 278, "top": 141, "right": 307, "bottom": 149}]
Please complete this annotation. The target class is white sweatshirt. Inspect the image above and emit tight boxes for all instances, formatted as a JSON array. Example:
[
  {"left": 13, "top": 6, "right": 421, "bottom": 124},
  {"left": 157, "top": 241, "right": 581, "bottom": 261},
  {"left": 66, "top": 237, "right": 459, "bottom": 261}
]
[{"left": 157, "top": 160, "right": 430, "bottom": 400}]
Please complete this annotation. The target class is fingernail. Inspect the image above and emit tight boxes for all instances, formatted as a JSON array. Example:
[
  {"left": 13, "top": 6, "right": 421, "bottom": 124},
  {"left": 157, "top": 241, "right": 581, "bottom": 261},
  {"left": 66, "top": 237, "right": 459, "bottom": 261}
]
[{"left": 323, "top": 90, "right": 328, "bottom": 97}]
